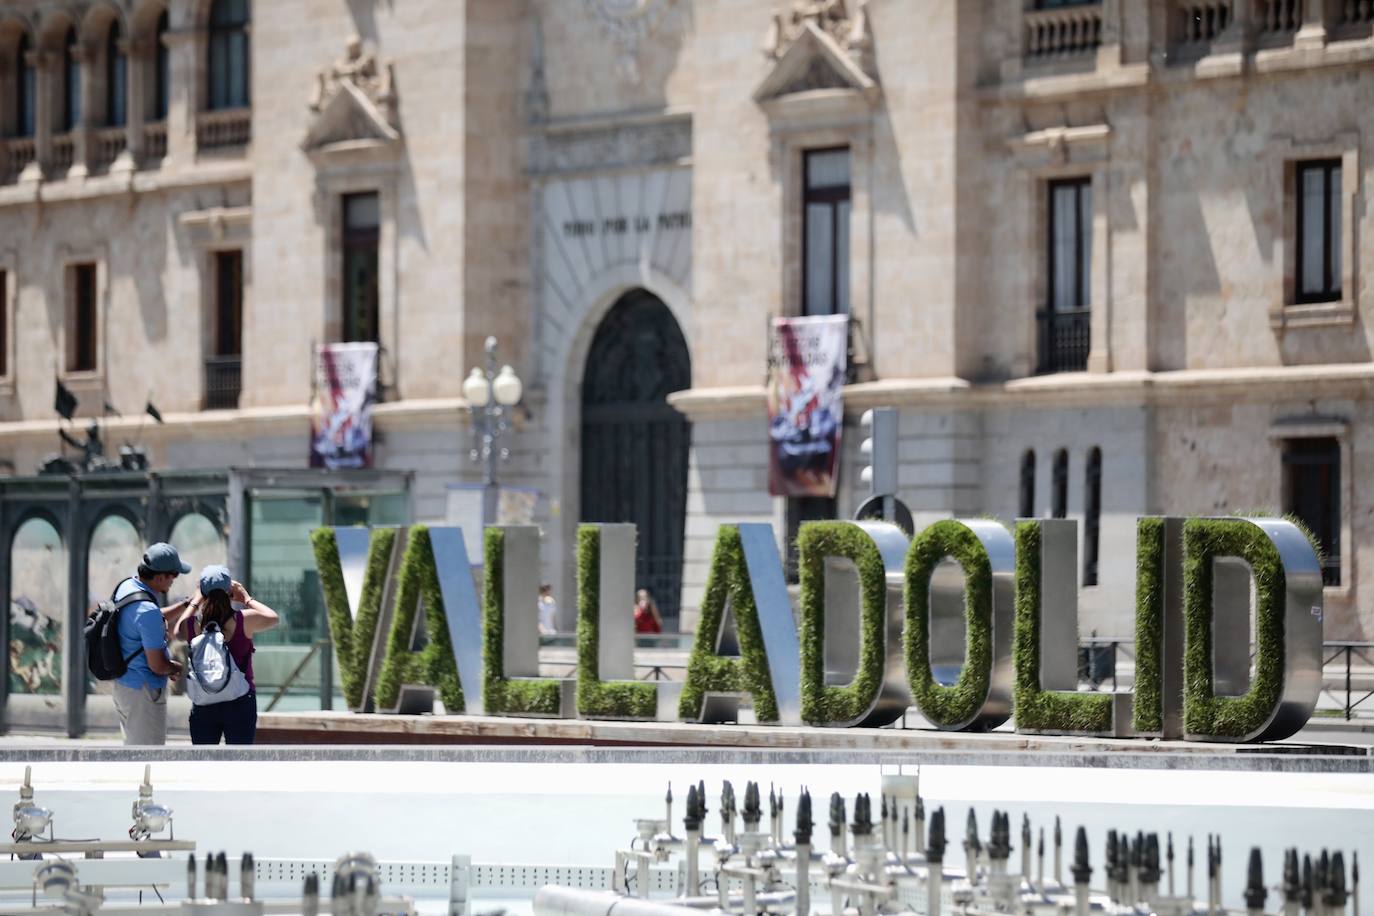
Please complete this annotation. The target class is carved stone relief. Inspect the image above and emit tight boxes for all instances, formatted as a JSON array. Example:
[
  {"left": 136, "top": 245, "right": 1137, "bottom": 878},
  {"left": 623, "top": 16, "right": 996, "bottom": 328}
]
[{"left": 583, "top": 0, "right": 674, "bottom": 85}]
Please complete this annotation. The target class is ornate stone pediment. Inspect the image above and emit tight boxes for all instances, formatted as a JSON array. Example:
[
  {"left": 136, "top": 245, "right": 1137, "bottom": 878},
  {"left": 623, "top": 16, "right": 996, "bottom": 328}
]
[
  {"left": 302, "top": 36, "right": 401, "bottom": 161},
  {"left": 753, "top": 18, "right": 877, "bottom": 108},
  {"left": 761, "top": 0, "right": 874, "bottom": 75}
]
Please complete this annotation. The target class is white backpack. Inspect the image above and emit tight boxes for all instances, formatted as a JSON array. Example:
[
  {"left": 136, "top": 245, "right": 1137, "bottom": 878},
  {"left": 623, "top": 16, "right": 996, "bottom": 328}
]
[{"left": 186, "top": 621, "right": 251, "bottom": 706}]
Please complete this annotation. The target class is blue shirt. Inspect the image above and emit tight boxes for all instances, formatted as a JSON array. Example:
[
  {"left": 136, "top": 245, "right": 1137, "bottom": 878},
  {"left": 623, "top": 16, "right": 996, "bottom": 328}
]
[{"left": 114, "top": 577, "right": 167, "bottom": 690}]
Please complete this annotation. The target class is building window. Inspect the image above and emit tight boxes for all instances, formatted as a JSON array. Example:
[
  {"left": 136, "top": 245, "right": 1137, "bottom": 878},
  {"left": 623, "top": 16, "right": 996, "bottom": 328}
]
[
  {"left": 803, "top": 148, "right": 850, "bottom": 317},
  {"left": 1039, "top": 178, "right": 1092, "bottom": 373},
  {"left": 342, "top": 192, "right": 380, "bottom": 343},
  {"left": 1051, "top": 448, "right": 1068, "bottom": 519},
  {"left": 1019, "top": 450, "right": 1036, "bottom": 518},
  {"left": 153, "top": 11, "right": 170, "bottom": 121},
  {"left": 15, "top": 33, "right": 35, "bottom": 137},
  {"left": 106, "top": 21, "right": 126, "bottom": 127},
  {"left": 1296, "top": 160, "right": 1341, "bottom": 304},
  {"left": 205, "top": 250, "right": 242, "bottom": 410},
  {"left": 786, "top": 495, "right": 836, "bottom": 584},
  {"left": 207, "top": 0, "right": 250, "bottom": 110},
  {"left": 68, "top": 263, "right": 97, "bottom": 373},
  {"left": 1083, "top": 447, "right": 1101, "bottom": 586},
  {"left": 1284, "top": 438, "right": 1341, "bottom": 587},
  {"left": 62, "top": 27, "right": 80, "bottom": 133}
]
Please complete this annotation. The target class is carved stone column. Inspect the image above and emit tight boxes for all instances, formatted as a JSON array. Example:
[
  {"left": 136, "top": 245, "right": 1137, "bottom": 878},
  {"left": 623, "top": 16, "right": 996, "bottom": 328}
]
[
  {"left": 1295, "top": 0, "right": 1329, "bottom": 48},
  {"left": 19, "top": 48, "right": 51, "bottom": 185},
  {"left": 69, "top": 41, "right": 94, "bottom": 178},
  {"left": 162, "top": 27, "right": 199, "bottom": 165},
  {"left": 115, "top": 36, "right": 145, "bottom": 173}
]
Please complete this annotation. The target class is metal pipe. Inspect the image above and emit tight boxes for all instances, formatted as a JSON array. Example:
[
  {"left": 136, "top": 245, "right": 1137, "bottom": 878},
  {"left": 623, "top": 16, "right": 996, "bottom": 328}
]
[
  {"left": 926, "top": 808, "right": 946, "bottom": 916},
  {"left": 1054, "top": 817, "right": 1062, "bottom": 890},
  {"left": 795, "top": 841, "right": 812, "bottom": 916},
  {"left": 241, "top": 851, "right": 254, "bottom": 901},
  {"left": 1072, "top": 827, "right": 1092, "bottom": 916}
]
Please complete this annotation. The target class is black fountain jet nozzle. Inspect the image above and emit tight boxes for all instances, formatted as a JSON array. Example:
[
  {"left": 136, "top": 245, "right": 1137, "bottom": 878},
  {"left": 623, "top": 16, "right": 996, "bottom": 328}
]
[
  {"left": 829, "top": 792, "right": 846, "bottom": 839},
  {"left": 1245, "top": 848, "right": 1267, "bottom": 912},
  {"left": 1283, "top": 848, "right": 1301, "bottom": 903},
  {"left": 684, "top": 785, "right": 702, "bottom": 833},
  {"left": 1071, "top": 826, "right": 1092, "bottom": 885},
  {"left": 1301, "top": 853, "right": 1314, "bottom": 910},
  {"left": 1141, "top": 834, "right": 1162, "bottom": 886},
  {"left": 927, "top": 808, "right": 947, "bottom": 863},
  {"left": 851, "top": 793, "right": 872, "bottom": 838},
  {"left": 1327, "top": 851, "right": 1349, "bottom": 909},
  {"left": 988, "top": 811, "right": 1011, "bottom": 862},
  {"left": 794, "top": 788, "right": 813, "bottom": 846},
  {"left": 742, "top": 781, "right": 761, "bottom": 828},
  {"left": 964, "top": 809, "right": 982, "bottom": 855}
]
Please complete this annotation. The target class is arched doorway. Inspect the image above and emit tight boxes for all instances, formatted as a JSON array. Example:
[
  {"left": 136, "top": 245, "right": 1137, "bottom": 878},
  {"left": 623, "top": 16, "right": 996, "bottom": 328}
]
[{"left": 581, "top": 289, "right": 691, "bottom": 628}]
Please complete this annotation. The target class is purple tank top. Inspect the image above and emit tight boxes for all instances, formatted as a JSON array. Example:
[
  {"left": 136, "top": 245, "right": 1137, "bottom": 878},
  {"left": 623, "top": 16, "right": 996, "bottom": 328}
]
[{"left": 185, "top": 609, "right": 255, "bottom": 690}]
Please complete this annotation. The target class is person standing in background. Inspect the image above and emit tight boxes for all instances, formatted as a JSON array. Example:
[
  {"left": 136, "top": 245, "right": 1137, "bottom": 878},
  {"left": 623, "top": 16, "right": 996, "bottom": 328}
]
[
  {"left": 538, "top": 584, "right": 558, "bottom": 635},
  {"left": 112, "top": 543, "right": 192, "bottom": 745},
  {"left": 632, "top": 588, "right": 663, "bottom": 635}
]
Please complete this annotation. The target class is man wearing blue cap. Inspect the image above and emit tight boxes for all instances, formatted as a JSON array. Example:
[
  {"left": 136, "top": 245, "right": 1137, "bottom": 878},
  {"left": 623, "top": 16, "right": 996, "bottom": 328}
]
[{"left": 112, "top": 542, "right": 192, "bottom": 745}]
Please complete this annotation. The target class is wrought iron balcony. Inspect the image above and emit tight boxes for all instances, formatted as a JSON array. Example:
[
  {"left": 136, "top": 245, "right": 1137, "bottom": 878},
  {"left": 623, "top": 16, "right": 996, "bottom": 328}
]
[
  {"left": 204, "top": 355, "right": 242, "bottom": 410},
  {"left": 1036, "top": 307, "right": 1091, "bottom": 374}
]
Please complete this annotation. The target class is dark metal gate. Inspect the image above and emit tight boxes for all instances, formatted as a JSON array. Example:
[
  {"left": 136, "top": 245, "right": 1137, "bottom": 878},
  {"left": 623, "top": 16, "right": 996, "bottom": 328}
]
[{"left": 580, "top": 289, "right": 691, "bottom": 629}]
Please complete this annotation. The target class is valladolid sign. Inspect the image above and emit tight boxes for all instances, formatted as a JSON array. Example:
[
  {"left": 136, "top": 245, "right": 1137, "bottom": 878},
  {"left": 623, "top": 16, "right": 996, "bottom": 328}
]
[{"left": 310, "top": 515, "right": 1324, "bottom": 743}]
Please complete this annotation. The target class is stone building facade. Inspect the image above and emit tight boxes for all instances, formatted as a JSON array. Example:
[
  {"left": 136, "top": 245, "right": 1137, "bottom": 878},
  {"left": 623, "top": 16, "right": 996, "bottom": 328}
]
[{"left": 0, "top": 0, "right": 1370, "bottom": 647}]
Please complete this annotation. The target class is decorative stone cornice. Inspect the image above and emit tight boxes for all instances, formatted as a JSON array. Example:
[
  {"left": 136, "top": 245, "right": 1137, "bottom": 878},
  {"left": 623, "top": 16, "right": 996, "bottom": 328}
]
[
  {"left": 302, "top": 37, "right": 402, "bottom": 165},
  {"left": 528, "top": 110, "right": 691, "bottom": 176},
  {"left": 668, "top": 363, "right": 1374, "bottom": 419},
  {"left": 178, "top": 205, "right": 251, "bottom": 248}
]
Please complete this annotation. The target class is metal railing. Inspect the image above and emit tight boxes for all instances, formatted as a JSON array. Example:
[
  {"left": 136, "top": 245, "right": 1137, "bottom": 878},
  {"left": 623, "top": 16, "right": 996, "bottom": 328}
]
[
  {"left": 1024, "top": 4, "right": 1103, "bottom": 59},
  {"left": 204, "top": 355, "right": 242, "bottom": 410},
  {"left": 1036, "top": 307, "right": 1091, "bottom": 373},
  {"left": 197, "top": 108, "right": 251, "bottom": 150},
  {"left": 1321, "top": 641, "right": 1374, "bottom": 720}
]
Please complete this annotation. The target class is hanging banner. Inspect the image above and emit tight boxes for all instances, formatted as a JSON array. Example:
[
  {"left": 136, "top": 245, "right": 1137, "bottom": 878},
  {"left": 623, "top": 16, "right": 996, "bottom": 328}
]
[
  {"left": 766, "top": 315, "right": 848, "bottom": 498},
  {"left": 309, "top": 342, "right": 379, "bottom": 469}
]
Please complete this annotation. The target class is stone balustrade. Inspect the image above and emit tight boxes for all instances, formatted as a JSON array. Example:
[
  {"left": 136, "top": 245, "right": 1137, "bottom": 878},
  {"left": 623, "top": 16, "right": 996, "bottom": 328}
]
[
  {"left": 1175, "top": 0, "right": 1233, "bottom": 45},
  {"left": 1023, "top": 4, "right": 1103, "bottom": 60},
  {"left": 196, "top": 108, "right": 252, "bottom": 150},
  {"left": 49, "top": 134, "right": 75, "bottom": 176},
  {"left": 1, "top": 138, "right": 36, "bottom": 184},
  {"left": 1340, "top": 0, "right": 1374, "bottom": 24},
  {"left": 1259, "top": 0, "right": 1302, "bottom": 33},
  {"left": 144, "top": 122, "right": 168, "bottom": 161},
  {"left": 92, "top": 127, "right": 127, "bottom": 172}
]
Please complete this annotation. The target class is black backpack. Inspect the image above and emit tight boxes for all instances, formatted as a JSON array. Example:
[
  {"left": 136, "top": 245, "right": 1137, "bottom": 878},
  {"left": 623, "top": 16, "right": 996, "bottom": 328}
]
[{"left": 84, "top": 580, "right": 155, "bottom": 681}]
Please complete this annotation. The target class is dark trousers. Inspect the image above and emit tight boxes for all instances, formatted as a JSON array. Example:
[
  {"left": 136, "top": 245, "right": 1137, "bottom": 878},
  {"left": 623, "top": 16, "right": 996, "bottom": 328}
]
[{"left": 189, "top": 690, "right": 258, "bottom": 745}]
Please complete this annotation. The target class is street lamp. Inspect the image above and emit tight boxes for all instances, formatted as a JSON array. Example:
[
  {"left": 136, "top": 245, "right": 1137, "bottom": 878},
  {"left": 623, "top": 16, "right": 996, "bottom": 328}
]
[{"left": 463, "top": 335, "right": 523, "bottom": 526}]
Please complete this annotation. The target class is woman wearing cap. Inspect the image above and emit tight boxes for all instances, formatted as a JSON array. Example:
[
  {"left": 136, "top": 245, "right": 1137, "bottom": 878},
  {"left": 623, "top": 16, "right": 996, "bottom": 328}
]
[{"left": 174, "top": 565, "right": 279, "bottom": 744}]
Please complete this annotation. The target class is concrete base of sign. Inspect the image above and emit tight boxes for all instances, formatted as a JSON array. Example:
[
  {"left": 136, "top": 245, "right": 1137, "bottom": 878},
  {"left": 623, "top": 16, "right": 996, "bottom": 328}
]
[{"left": 253, "top": 710, "right": 1370, "bottom": 762}]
